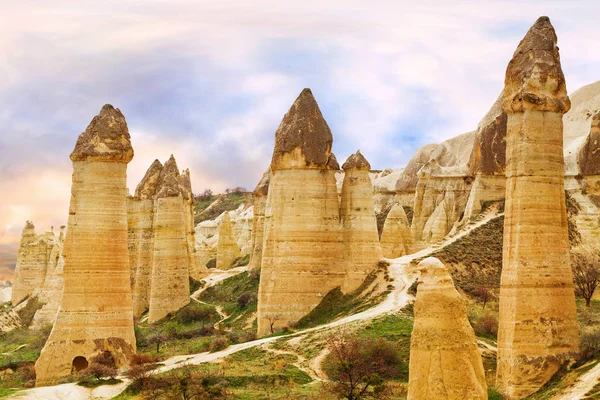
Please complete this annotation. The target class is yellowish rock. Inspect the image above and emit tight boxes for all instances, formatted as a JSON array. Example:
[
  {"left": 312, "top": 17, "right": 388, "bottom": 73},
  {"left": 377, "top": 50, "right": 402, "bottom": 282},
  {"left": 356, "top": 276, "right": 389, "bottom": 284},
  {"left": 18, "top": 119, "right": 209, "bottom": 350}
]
[
  {"left": 340, "top": 150, "right": 381, "bottom": 291},
  {"left": 408, "top": 257, "right": 487, "bottom": 400},
  {"left": 496, "top": 17, "right": 579, "bottom": 399},
  {"left": 35, "top": 104, "right": 136, "bottom": 386},
  {"left": 249, "top": 170, "right": 270, "bottom": 271},
  {"left": 380, "top": 203, "right": 412, "bottom": 258},
  {"left": 257, "top": 89, "right": 344, "bottom": 336},
  {"left": 216, "top": 212, "right": 240, "bottom": 270}
]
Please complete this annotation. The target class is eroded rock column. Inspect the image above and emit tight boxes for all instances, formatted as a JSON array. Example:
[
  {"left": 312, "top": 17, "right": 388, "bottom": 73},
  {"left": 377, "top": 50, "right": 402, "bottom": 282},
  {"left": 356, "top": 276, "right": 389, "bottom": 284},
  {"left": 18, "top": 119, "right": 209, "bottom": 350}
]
[
  {"left": 497, "top": 17, "right": 579, "bottom": 399},
  {"left": 340, "top": 150, "right": 381, "bottom": 291},
  {"left": 249, "top": 170, "right": 270, "bottom": 271},
  {"left": 408, "top": 257, "right": 487, "bottom": 400},
  {"left": 216, "top": 212, "right": 240, "bottom": 270},
  {"left": 257, "top": 88, "right": 343, "bottom": 336},
  {"left": 380, "top": 203, "right": 413, "bottom": 258},
  {"left": 35, "top": 105, "right": 136, "bottom": 386}
]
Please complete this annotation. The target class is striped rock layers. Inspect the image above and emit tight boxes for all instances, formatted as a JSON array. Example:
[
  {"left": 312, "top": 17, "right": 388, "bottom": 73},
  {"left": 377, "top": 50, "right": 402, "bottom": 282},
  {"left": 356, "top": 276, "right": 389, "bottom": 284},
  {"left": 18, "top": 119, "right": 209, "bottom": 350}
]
[
  {"left": 408, "top": 257, "right": 487, "bottom": 400},
  {"left": 380, "top": 203, "right": 413, "bottom": 258},
  {"left": 497, "top": 17, "right": 579, "bottom": 399},
  {"left": 11, "top": 222, "right": 53, "bottom": 305},
  {"left": 216, "top": 212, "right": 240, "bottom": 270},
  {"left": 340, "top": 151, "right": 382, "bottom": 291},
  {"left": 249, "top": 170, "right": 270, "bottom": 271},
  {"left": 35, "top": 105, "right": 136, "bottom": 386},
  {"left": 257, "top": 89, "right": 344, "bottom": 336},
  {"left": 147, "top": 156, "right": 191, "bottom": 323}
]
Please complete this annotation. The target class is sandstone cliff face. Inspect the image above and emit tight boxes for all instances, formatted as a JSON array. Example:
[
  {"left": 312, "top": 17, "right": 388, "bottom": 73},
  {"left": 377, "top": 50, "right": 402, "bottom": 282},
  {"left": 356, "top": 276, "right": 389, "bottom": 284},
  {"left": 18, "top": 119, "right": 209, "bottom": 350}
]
[
  {"left": 216, "top": 212, "right": 240, "bottom": 270},
  {"left": 147, "top": 156, "right": 191, "bottom": 323},
  {"left": 35, "top": 105, "right": 136, "bottom": 386},
  {"left": 411, "top": 160, "right": 472, "bottom": 246},
  {"left": 30, "top": 226, "right": 65, "bottom": 329},
  {"left": 257, "top": 89, "right": 344, "bottom": 336},
  {"left": 380, "top": 203, "right": 412, "bottom": 258},
  {"left": 11, "top": 222, "right": 51, "bottom": 305},
  {"left": 578, "top": 111, "right": 600, "bottom": 176},
  {"left": 496, "top": 18, "right": 579, "bottom": 399},
  {"left": 248, "top": 172, "right": 270, "bottom": 271},
  {"left": 340, "top": 151, "right": 381, "bottom": 291},
  {"left": 408, "top": 257, "right": 487, "bottom": 400}
]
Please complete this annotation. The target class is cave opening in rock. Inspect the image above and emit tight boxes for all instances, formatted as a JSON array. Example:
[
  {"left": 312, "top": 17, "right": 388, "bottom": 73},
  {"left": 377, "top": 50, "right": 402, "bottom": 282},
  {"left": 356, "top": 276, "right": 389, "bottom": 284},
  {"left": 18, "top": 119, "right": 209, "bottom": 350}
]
[{"left": 72, "top": 356, "right": 88, "bottom": 372}]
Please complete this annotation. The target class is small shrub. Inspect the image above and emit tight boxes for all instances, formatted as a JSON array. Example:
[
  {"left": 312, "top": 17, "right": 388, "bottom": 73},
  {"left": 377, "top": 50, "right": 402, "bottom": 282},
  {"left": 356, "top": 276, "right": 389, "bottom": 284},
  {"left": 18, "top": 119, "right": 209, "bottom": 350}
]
[
  {"left": 237, "top": 292, "right": 256, "bottom": 308},
  {"left": 475, "top": 313, "right": 498, "bottom": 338},
  {"left": 578, "top": 331, "right": 600, "bottom": 363},
  {"left": 206, "top": 258, "right": 217, "bottom": 269},
  {"left": 231, "top": 254, "right": 250, "bottom": 268},
  {"left": 209, "top": 336, "right": 229, "bottom": 353},
  {"left": 189, "top": 277, "right": 202, "bottom": 294},
  {"left": 407, "top": 280, "right": 419, "bottom": 296},
  {"left": 130, "top": 353, "right": 159, "bottom": 366},
  {"left": 177, "top": 305, "right": 213, "bottom": 324}
]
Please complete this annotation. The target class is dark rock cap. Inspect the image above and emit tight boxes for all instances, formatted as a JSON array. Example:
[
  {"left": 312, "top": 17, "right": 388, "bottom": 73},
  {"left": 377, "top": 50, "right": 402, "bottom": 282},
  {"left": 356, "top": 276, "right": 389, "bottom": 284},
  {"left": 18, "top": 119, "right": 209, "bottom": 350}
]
[
  {"left": 342, "top": 150, "right": 371, "bottom": 171},
  {"left": 503, "top": 16, "right": 570, "bottom": 114},
  {"left": 70, "top": 104, "right": 134, "bottom": 162},
  {"left": 156, "top": 155, "right": 182, "bottom": 198},
  {"left": 270, "top": 88, "right": 335, "bottom": 170},
  {"left": 134, "top": 159, "right": 163, "bottom": 199}
]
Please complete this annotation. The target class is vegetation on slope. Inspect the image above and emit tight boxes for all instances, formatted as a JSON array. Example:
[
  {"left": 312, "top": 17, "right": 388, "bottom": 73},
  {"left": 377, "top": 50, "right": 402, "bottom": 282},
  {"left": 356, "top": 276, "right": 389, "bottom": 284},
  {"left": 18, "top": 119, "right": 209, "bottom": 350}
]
[{"left": 194, "top": 189, "right": 251, "bottom": 225}]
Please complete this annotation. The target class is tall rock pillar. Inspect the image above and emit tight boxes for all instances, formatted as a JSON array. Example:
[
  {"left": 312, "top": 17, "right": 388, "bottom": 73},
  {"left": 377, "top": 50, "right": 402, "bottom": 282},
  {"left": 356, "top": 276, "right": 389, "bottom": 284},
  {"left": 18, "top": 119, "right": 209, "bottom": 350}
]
[
  {"left": 408, "top": 257, "right": 487, "bottom": 400},
  {"left": 35, "top": 105, "right": 136, "bottom": 386},
  {"left": 11, "top": 221, "right": 50, "bottom": 305},
  {"left": 257, "top": 88, "right": 343, "bottom": 336},
  {"left": 340, "top": 150, "right": 382, "bottom": 292},
  {"left": 497, "top": 17, "right": 579, "bottom": 398},
  {"left": 216, "top": 212, "right": 240, "bottom": 270},
  {"left": 380, "top": 203, "right": 413, "bottom": 258},
  {"left": 248, "top": 170, "right": 270, "bottom": 271}
]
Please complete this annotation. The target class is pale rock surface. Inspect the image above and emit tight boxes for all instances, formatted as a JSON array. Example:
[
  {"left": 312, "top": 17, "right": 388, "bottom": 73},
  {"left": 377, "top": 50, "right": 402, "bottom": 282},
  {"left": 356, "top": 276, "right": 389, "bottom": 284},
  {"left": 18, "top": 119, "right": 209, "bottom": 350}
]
[
  {"left": 249, "top": 170, "right": 270, "bottom": 270},
  {"left": 257, "top": 89, "right": 344, "bottom": 336},
  {"left": 11, "top": 222, "right": 51, "bottom": 305},
  {"left": 147, "top": 156, "right": 191, "bottom": 323},
  {"left": 578, "top": 111, "right": 600, "bottom": 176},
  {"left": 35, "top": 105, "right": 136, "bottom": 386},
  {"left": 340, "top": 151, "right": 382, "bottom": 292},
  {"left": 380, "top": 203, "right": 412, "bottom": 258},
  {"left": 216, "top": 213, "right": 240, "bottom": 270},
  {"left": 408, "top": 257, "right": 487, "bottom": 400},
  {"left": 496, "top": 17, "right": 579, "bottom": 399}
]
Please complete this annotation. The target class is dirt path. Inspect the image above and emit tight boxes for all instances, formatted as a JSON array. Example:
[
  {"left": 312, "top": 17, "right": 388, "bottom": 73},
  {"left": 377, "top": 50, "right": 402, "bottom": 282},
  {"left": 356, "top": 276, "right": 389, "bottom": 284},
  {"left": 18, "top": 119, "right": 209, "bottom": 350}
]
[
  {"left": 309, "top": 348, "right": 330, "bottom": 381},
  {"left": 262, "top": 344, "right": 322, "bottom": 382},
  {"left": 190, "top": 266, "right": 249, "bottom": 299},
  {"left": 554, "top": 361, "right": 600, "bottom": 400},
  {"left": 190, "top": 297, "right": 229, "bottom": 328},
  {"left": 9, "top": 212, "right": 500, "bottom": 400}
]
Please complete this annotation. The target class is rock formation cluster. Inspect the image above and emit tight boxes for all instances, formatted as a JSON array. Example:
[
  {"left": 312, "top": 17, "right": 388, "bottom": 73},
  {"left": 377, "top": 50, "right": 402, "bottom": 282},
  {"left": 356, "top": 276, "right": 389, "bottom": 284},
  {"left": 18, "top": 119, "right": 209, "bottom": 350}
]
[
  {"left": 256, "top": 89, "right": 381, "bottom": 336},
  {"left": 408, "top": 257, "right": 487, "bottom": 400},
  {"left": 129, "top": 156, "right": 199, "bottom": 322},
  {"left": 35, "top": 105, "right": 137, "bottom": 386},
  {"left": 496, "top": 17, "right": 579, "bottom": 399}
]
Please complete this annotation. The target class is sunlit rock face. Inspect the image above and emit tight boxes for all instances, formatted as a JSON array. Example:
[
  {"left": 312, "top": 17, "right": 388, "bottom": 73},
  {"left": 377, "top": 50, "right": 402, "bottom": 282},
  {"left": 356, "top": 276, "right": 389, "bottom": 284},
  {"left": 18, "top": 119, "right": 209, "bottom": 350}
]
[
  {"left": 340, "top": 150, "right": 382, "bottom": 291},
  {"left": 496, "top": 17, "right": 579, "bottom": 399},
  {"left": 249, "top": 170, "right": 270, "bottom": 271},
  {"left": 578, "top": 111, "right": 600, "bottom": 176},
  {"left": 216, "top": 212, "right": 240, "bottom": 270},
  {"left": 257, "top": 89, "right": 344, "bottom": 336},
  {"left": 30, "top": 226, "right": 65, "bottom": 329},
  {"left": 35, "top": 105, "right": 136, "bottom": 387},
  {"left": 380, "top": 203, "right": 413, "bottom": 258},
  {"left": 147, "top": 156, "right": 191, "bottom": 323},
  {"left": 11, "top": 222, "right": 53, "bottom": 305},
  {"left": 408, "top": 257, "right": 487, "bottom": 400}
]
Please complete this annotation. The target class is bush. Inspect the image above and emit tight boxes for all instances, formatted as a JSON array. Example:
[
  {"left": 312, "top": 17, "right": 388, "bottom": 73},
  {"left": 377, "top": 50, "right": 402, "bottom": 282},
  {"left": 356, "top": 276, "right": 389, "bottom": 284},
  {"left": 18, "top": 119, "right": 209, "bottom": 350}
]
[
  {"left": 578, "top": 331, "right": 600, "bottom": 363},
  {"left": 237, "top": 292, "right": 256, "bottom": 309},
  {"left": 134, "top": 366, "right": 228, "bottom": 399},
  {"left": 189, "top": 277, "right": 203, "bottom": 294},
  {"left": 209, "top": 336, "right": 229, "bottom": 353},
  {"left": 177, "top": 304, "right": 213, "bottom": 324},
  {"left": 407, "top": 280, "right": 418, "bottom": 296},
  {"left": 206, "top": 258, "right": 217, "bottom": 269},
  {"left": 130, "top": 353, "right": 159, "bottom": 366},
  {"left": 474, "top": 313, "right": 498, "bottom": 338},
  {"left": 231, "top": 254, "right": 250, "bottom": 268}
]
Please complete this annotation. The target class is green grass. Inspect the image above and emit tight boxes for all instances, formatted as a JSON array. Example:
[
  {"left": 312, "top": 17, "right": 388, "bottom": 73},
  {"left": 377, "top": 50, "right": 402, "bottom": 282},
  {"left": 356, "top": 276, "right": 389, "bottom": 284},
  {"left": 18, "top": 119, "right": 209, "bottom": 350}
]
[
  {"left": 198, "top": 271, "right": 259, "bottom": 332},
  {"left": 295, "top": 270, "right": 386, "bottom": 329},
  {"left": 0, "top": 388, "right": 20, "bottom": 398},
  {"left": 77, "top": 378, "right": 122, "bottom": 388}
]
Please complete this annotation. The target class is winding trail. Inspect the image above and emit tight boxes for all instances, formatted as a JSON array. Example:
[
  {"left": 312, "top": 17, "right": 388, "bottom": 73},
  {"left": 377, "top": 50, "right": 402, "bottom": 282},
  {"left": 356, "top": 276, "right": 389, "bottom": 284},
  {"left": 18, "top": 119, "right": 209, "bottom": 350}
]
[
  {"left": 554, "top": 361, "right": 600, "bottom": 400},
  {"left": 9, "top": 212, "right": 500, "bottom": 400}
]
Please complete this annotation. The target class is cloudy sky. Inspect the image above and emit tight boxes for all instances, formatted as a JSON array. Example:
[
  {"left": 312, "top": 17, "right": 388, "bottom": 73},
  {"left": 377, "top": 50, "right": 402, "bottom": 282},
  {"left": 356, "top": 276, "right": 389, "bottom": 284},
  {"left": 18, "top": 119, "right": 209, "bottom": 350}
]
[{"left": 1, "top": 1, "right": 599, "bottom": 274}]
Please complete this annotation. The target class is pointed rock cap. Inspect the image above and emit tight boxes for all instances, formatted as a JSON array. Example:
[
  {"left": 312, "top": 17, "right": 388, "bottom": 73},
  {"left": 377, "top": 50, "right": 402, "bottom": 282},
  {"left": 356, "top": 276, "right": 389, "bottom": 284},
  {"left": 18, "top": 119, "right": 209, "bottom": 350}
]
[
  {"left": 252, "top": 169, "right": 271, "bottom": 197},
  {"left": 327, "top": 153, "right": 340, "bottom": 170},
  {"left": 24, "top": 220, "right": 35, "bottom": 230},
  {"left": 178, "top": 169, "right": 193, "bottom": 200},
  {"left": 342, "top": 150, "right": 371, "bottom": 171},
  {"left": 155, "top": 155, "right": 183, "bottom": 198},
  {"left": 503, "top": 16, "right": 570, "bottom": 114},
  {"left": 270, "top": 88, "right": 335, "bottom": 170},
  {"left": 416, "top": 257, "right": 453, "bottom": 287},
  {"left": 134, "top": 159, "right": 163, "bottom": 199},
  {"left": 70, "top": 104, "right": 134, "bottom": 162}
]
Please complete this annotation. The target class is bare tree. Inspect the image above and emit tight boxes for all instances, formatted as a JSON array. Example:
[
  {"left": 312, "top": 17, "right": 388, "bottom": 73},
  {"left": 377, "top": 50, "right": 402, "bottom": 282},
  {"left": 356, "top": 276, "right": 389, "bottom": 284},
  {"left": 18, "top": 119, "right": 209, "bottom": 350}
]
[
  {"left": 571, "top": 246, "right": 600, "bottom": 307},
  {"left": 265, "top": 314, "right": 282, "bottom": 334}
]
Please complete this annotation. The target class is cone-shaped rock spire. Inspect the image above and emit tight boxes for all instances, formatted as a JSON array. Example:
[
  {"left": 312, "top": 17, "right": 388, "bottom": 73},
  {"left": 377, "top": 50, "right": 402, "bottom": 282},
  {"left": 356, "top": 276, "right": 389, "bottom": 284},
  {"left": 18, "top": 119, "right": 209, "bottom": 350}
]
[
  {"left": 503, "top": 16, "right": 570, "bottom": 114},
  {"left": 342, "top": 150, "right": 371, "bottom": 171},
  {"left": 70, "top": 104, "right": 134, "bottom": 162},
  {"left": 134, "top": 159, "right": 163, "bottom": 199},
  {"left": 271, "top": 88, "right": 336, "bottom": 170}
]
